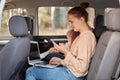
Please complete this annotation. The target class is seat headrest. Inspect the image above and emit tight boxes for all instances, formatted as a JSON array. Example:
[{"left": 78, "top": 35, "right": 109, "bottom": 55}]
[
  {"left": 94, "top": 15, "right": 104, "bottom": 27},
  {"left": 24, "top": 17, "right": 33, "bottom": 31},
  {"left": 9, "top": 15, "right": 28, "bottom": 37},
  {"left": 106, "top": 9, "right": 120, "bottom": 31}
]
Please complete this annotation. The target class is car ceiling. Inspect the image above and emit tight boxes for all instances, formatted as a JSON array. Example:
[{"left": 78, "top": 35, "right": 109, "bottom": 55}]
[{"left": 5, "top": 0, "right": 120, "bottom": 9}]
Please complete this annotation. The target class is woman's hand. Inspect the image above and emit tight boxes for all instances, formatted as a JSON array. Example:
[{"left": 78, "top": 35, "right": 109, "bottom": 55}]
[
  {"left": 53, "top": 42, "right": 69, "bottom": 55},
  {"left": 49, "top": 47, "right": 59, "bottom": 53},
  {"left": 49, "top": 59, "right": 61, "bottom": 65}
]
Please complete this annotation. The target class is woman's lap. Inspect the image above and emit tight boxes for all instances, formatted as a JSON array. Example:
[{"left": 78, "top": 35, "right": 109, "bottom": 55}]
[{"left": 26, "top": 66, "right": 85, "bottom": 80}]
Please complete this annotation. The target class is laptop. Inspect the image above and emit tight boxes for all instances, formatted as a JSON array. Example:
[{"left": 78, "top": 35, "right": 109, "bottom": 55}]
[{"left": 28, "top": 41, "right": 58, "bottom": 68}]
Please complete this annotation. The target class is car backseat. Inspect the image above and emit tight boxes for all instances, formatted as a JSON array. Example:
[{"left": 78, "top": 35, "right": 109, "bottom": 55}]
[{"left": 87, "top": 9, "right": 120, "bottom": 80}]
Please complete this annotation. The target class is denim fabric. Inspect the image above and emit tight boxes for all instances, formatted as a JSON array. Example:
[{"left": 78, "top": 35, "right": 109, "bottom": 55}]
[{"left": 25, "top": 66, "right": 85, "bottom": 80}]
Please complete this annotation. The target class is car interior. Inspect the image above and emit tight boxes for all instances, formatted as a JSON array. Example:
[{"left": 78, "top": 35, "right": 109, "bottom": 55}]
[{"left": 0, "top": 0, "right": 120, "bottom": 80}]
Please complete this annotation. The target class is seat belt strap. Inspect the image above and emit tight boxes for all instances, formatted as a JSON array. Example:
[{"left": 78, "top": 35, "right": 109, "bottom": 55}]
[
  {"left": 112, "top": 55, "right": 120, "bottom": 80},
  {"left": 118, "top": 77, "right": 120, "bottom": 80},
  {"left": 114, "top": 62, "right": 120, "bottom": 79}
]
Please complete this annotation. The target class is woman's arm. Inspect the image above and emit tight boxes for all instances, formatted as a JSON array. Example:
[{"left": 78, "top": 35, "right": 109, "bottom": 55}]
[{"left": 61, "top": 34, "right": 96, "bottom": 74}]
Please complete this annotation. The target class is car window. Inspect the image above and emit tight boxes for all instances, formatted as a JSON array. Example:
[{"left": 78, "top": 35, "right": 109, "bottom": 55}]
[
  {"left": 0, "top": 0, "right": 5, "bottom": 34},
  {"left": 38, "top": 7, "right": 95, "bottom": 36},
  {"left": 38, "top": 7, "right": 70, "bottom": 36},
  {"left": 0, "top": 8, "right": 27, "bottom": 37}
]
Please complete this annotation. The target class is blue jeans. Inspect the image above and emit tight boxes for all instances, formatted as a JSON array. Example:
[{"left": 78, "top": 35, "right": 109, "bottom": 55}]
[{"left": 25, "top": 66, "right": 86, "bottom": 80}]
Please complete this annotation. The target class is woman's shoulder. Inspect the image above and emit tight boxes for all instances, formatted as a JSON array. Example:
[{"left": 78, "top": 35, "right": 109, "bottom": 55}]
[
  {"left": 79, "top": 30, "right": 96, "bottom": 41},
  {"left": 80, "top": 30, "right": 93, "bottom": 36}
]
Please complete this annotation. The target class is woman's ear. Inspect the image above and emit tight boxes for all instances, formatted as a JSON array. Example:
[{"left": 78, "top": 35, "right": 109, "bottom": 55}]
[{"left": 80, "top": 17, "right": 85, "bottom": 22}]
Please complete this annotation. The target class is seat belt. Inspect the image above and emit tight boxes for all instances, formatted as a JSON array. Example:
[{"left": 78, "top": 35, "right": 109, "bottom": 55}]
[
  {"left": 112, "top": 54, "right": 120, "bottom": 80},
  {"left": 118, "top": 77, "right": 120, "bottom": 80},
  {"left": 114, "top": 62, "right": 120, "bottom": 80}
]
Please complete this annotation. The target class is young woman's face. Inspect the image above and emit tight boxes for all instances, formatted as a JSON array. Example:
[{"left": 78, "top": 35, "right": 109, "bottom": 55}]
[{"left": 67, "top": 14, "right": 82, "bottom": 32}]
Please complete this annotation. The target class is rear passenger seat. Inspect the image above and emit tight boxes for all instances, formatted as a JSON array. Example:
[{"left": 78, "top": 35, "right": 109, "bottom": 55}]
[{"left": 87, "top": 9, "right": 120, "bottom": 80}]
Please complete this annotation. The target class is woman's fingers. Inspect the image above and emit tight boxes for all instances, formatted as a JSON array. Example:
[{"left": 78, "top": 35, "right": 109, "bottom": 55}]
[
  {"left": 59, "top": 43, "right": 64, "bottom": 46},
  {"left": 53, "top": 42, "right": 59, "bottom": 49},
  {"left": 49, "top": 59, "right": 61, "bottom": 65},
  {"left": 49, "top": 59, "right": 56, "bottom": 64},
  {"left": 52, "top": 42, "right": 69, "bottom": 55}
]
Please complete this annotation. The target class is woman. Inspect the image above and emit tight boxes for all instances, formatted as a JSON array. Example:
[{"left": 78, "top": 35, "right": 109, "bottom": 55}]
[{"left": 25, "top": 6, "right": 96, "bottom": 80}]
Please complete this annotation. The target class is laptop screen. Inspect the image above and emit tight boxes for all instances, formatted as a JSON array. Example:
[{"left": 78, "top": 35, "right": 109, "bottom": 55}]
[{"left": 29, "top": 41, "right": 41, "bottom": 60}]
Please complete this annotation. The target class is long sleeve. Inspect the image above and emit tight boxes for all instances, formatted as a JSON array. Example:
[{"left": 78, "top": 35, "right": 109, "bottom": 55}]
[{"left": 61, "top": 31, "right": 96, "bottom": 77}]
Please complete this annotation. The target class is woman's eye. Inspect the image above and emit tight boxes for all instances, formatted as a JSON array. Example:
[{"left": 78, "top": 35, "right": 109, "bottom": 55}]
[{"left": 68, "top": 22, "right": 72, "bottom": 26}]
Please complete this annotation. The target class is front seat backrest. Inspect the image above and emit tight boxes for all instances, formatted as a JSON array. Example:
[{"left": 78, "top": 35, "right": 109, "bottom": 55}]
[
  {"left": 0, "top": 15, "right": 30, "bottom": 80},
  {"left": 87, "top": 9, "right": 120, "bottom": 80}
]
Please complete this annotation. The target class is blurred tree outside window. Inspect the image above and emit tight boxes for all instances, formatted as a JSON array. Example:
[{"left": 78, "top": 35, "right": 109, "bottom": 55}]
[
  {"left": 38, "top": 7, "right": 70, "bottom": 36},
  {"left": 38, "top": 7, "right": 95, "bottom": 36},
  {"left": 0, "top": 8, "right": 27, "bottom": 37}
]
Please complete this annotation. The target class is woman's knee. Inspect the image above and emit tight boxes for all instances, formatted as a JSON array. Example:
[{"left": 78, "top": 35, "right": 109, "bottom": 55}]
[{"left": 26, "top": 67, "right": 35, "bottom": 75}]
